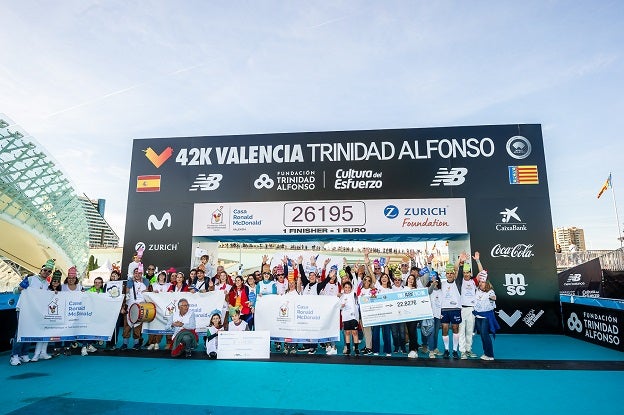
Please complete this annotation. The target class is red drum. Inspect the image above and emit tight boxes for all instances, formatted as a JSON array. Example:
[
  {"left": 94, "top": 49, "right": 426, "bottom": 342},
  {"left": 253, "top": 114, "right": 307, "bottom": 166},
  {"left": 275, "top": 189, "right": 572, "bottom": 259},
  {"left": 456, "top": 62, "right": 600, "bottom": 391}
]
[{"left": 128, "top": 302, "right": 156, "bottom": 324}]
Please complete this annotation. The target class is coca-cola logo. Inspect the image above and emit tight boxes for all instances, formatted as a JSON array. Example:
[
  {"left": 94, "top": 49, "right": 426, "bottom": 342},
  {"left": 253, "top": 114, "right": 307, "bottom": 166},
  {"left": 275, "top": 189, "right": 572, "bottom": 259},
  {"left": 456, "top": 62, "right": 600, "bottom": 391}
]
[{"left": 490, "top": 243, "right": 534, "bottom": 258}]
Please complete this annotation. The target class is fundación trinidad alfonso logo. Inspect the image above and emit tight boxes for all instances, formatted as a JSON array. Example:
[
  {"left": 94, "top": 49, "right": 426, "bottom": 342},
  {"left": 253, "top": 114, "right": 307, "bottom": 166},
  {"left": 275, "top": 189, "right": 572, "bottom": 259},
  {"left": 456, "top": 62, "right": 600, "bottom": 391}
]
[{"left": 144, "top": 146, "right": 174, "bottom": 168}]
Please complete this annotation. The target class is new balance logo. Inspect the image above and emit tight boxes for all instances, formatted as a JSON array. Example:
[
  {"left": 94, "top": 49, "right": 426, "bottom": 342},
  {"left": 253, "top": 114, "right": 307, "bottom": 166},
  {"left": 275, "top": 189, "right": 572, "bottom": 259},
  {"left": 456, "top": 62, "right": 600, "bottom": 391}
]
[
  {"left": 189, "top": 174, "right": 223, "bottom": 191},
  {"left": 430, "top": 168, "right": 468, "bottom": 186},
  {"left": 148, "top": 212, "right": 172, "bottom": 231}
]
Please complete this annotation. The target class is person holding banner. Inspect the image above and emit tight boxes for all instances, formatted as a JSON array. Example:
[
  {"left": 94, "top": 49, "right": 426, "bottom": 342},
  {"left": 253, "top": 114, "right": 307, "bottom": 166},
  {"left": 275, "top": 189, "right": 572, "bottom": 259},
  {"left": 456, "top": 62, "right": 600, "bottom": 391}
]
[
  {"left": 168, "top": 272, "right": 190, "bottom": 292},
  {"left": 356, "top": 276, "right": 374, "bottom": 355},
  {"left": 10, "top": 259, "right": 56, "bottom": 365},
  {"left": 297, "top": 256, "right": 324, "bottom": 354},
  {"left": 390, "top": 273, "right": 407, "bottom": 354},
  {"left": 473, "top": 271, "right": 499, "bottom": 361},
  {"left": 33, "top": 269, "right": 64, "bottom": 360},
  {"left": 227, "top": 308, "right": 248, "bottom": 331},
  {"left": 62, "top": 266, "right": 83, "bottom": 292},
  {"left": 371, "top": 273, "right": 394, "bottom": 356},
  {"left": 205, "top": 312, "right": 224, "bottom": 359},
  {"left": 104, "top": 270, "right": 125, "bottom": 350},
  {"left": 340, "top": 281, "right": 360, "bottom": 355},
  {"left": 120, "top": 267, "right": 148, "bottom": 350},
  {"left": 191, "top": 268, "right": 209, "bottom": 293},
  {"left": 226, "top": 276, "right": 253, "bottom": 324},
  {"left": 170, "top": 298, "right": 198, "bottom": 358}
]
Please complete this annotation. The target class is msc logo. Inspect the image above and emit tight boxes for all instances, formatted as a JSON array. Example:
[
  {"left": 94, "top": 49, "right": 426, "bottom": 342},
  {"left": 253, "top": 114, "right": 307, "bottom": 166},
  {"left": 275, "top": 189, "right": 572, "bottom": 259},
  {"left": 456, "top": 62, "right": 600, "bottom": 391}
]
[
  {"left": 254, "top": 174, "right": 275, "bottom": 189},
  {"left": 430, "top": 168, "right": 468, "bottom": 186},
  {"left": 506, "top": 136, "right": 532, "bottom": 160},
  {"left": 144, "top": 147, "right": 174, "bottom": 168},
  {"left": 503, "top": 273, "right": 528, "bottom": 296},
  {"left": 384, "top": 205, "right": 399, "bottom": 219},
  {"left": 189, "top": 174, "right": 223, "bottom": 191},
  {"left": 148, "top": 212, "right": 172, "bottom": 231},
  {"left": 567, "top": 312, "right": 583, "bottom": 332}
]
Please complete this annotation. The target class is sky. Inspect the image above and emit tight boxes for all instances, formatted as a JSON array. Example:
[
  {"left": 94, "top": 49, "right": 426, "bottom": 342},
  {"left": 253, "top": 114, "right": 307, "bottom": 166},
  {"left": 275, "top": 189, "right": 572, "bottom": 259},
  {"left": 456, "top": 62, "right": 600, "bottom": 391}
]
[{"left": 1, "top": 1, "right": 623, "bottom": 249}]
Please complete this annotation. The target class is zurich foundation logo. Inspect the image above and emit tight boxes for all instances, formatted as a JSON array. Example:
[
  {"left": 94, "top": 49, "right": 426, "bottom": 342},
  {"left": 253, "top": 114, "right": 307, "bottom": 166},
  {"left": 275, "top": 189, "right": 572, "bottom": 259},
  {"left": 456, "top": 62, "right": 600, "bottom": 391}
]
[{"left": 384, "top": 205, "right": 399, "bottom": 219}]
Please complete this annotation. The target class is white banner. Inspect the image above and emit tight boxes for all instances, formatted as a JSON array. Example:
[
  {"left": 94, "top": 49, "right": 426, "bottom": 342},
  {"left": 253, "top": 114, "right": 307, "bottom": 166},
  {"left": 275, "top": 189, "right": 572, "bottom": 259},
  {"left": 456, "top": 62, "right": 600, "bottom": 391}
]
[
  {"left": 254, "top": 295, "right": 340, "bottom": 342},
  {"left": 142, "top": 291, "right": 226, "bottom": 335},
  {"left": 17, "top": 289, "right": 123, "bottom": 342},
  {"left": 360, "top": 288, "right": 433, "bottom": 327},
  {"left": 217, "top": 330, "right": 271, "bottom": 360},
  {"left": 193, "top": 198, "right": 467, "bottom": 237}
]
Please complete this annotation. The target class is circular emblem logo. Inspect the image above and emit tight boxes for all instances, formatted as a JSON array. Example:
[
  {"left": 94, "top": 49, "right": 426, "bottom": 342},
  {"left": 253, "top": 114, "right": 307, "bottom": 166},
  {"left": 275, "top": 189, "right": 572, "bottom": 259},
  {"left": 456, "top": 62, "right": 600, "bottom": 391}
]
[
  {"left": 384, "top": 205, "right": 399, "bottom": 219},
  {"left": 506, "top": 136, "right": 532, "bottom": 159}
]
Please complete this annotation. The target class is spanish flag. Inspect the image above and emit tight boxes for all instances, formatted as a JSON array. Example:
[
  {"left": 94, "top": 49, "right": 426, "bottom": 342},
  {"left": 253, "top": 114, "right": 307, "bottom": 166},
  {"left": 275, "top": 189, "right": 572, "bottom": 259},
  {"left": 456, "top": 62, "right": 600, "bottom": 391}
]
[
  {"left": 597, "top": 174, "right": 611, "bottom": 199},
  {"left": 136, "top": 175, "right": 161, "bottom": 192}
]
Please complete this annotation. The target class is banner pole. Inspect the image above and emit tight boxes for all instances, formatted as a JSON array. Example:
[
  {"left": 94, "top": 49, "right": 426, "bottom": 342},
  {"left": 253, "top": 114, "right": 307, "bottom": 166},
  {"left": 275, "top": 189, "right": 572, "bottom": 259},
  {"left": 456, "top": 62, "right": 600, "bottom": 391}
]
[{"left": 610, "top": 173, "right": 623, "bottom": 248}]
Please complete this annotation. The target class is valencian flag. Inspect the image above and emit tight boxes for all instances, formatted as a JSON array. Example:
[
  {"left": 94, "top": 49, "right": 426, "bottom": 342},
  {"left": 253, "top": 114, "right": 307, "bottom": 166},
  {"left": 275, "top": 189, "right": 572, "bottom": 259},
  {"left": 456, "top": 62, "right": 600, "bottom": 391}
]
[
  {"left": 597, "top": 174, "right": 612, "bottom": 199},
  {"left": 508, "top": 165, "right": 539, "bottom": 185}
]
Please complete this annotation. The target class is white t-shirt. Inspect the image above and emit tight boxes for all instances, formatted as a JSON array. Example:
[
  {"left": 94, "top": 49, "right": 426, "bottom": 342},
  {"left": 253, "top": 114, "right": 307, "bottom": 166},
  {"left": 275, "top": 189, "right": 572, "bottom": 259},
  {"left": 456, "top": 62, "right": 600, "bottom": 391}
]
[
  {"left": 460, "top": 278, "right": 477, "bottom": 306},
  {"left": 440, "top": 280, "right": 461, "bottom": 310},
  {"left": 340, "top": 293, "right": 359, "bottom": 321},
  {"left": 170, "top": 310, "right": 196, "bottom": 338},
  {"left": 473, "top": 289, "right": 496, "bottom": 314},
  {"left": 228, "top": 320, "right": 248, "bottom": 331}
]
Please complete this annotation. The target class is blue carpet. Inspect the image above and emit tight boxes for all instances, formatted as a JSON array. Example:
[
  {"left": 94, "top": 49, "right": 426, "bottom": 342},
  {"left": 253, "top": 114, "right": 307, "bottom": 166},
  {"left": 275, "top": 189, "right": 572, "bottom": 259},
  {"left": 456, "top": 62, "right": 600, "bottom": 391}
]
[{"left": 2, "top": 335, "right": 624, "bottom": 415}]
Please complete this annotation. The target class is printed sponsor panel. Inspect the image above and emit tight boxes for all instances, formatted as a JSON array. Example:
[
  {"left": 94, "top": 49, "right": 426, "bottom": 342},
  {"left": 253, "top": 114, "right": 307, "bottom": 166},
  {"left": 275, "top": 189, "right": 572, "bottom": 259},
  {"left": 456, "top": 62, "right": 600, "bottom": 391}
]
[
  {"left": 562, "top": 302, "right": 623, "bottom": 351},
  {"left": 124, "top": 124, "right": 559, "bottom": 333},
  {"left": 192, "top": 198, "right": 467, "bottom": 237}
]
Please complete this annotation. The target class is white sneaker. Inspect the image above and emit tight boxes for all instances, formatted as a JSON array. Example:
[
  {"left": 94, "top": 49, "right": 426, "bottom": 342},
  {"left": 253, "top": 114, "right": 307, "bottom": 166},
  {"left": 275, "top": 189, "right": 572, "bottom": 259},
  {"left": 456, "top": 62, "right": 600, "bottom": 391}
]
[
  {"left": 81, "top": 347, "right": 88, "bottom": 356},
  {"left": 326, "top": 347, "right": 337, "bottom": 355},
  {"left": 19, "top": 355, "right": 31, "bottom": 363},
  {"left": 147, "top": 344, "right": 155, "bottom": 351},
  {"left": 407, "top": 350, "right": 417, "bottom": 359},
  {"left": 480, "top": 355, "right": 494, "bottom": 361},
  {"left": 30, "top": 354, "right": 40, "bottom": 362},
  {"left": 10, "top": 355, "right": 21, "bottom": 366},
  {"left": 87, "top": 345, "right": 98, "bottom": 353},
  {"left": 153, "top": 343, "right": 160, "bottom": 350},
  {"left": 39, "top": 352, "right": 52, "bottom": 360}
]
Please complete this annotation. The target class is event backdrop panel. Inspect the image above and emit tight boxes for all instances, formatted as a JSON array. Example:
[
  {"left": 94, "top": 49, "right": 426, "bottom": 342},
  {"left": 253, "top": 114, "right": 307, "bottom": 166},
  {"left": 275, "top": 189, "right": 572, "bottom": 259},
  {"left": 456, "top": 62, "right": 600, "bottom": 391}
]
[{"left": 123, "top": 124, "right": 559, "bottom": 333}]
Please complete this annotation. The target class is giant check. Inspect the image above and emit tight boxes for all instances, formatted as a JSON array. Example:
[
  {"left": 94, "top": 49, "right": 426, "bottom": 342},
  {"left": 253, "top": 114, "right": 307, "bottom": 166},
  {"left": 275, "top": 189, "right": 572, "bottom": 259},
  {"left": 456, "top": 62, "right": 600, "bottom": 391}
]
[{"left": 359, "top": 288, "right": 433, "bottom": 327}]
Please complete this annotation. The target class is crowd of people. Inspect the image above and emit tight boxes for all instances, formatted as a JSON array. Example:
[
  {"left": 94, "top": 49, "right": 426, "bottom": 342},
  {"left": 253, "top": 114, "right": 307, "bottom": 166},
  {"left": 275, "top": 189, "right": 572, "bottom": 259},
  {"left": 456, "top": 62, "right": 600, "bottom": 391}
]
[{"left": 9, "top": 249, "right": 500, "bottom": 365}]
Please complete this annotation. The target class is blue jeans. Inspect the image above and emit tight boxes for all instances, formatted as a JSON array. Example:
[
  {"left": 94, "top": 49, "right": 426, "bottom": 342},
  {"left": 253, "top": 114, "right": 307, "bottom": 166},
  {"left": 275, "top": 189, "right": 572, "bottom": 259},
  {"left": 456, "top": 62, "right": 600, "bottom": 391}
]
[
  {"left": 476, "top": 317, "right": 494, "bottom": 357},
  {"left": 427, "top": 318, "right": 442, "bottom": 351},
  {"left": 371, "top": 324, "right": 393, "bottom": 354},
  {"left": 390, "top": 323, "right": 406, "bottom": 351}
]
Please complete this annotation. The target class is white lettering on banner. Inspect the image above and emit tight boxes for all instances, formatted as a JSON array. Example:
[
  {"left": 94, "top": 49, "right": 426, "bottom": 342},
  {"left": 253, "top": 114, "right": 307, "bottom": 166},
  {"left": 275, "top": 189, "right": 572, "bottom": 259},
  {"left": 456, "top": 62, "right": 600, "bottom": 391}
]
[
  {"left": 490, "top": 243, "right": 535, "bottom": 258},
  {"left": 503, "top": 273, "right": 528, "bottom": 296},
  {"left": 173, "top": 138, "right": 496, "bottom": 167},
  {"left": 360, "top": 288, "right": 433, "bottom": 327},
  {"left": 17, "top": 289, "right": 123, "bottom": 342},
  {"left": 398, "top": 138, "right": 495, "bottom": 160},
  {"left": 142, "top": 292, "right": 226, "bottom": 334},
  {"left": 568, "top": 311, "right": 621, "bottom": 346},
  {"left": 522, "top": 309, "right": 543, "bottom": 327},
  {"left": 192, "top": 198, "right": 467, "bottom": 236},
  {"left": 254, "top": 295, "right": 340, "bottom": 342},
  {"left": 147, "top": 212, "right": 172, "bottom": 231}
]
